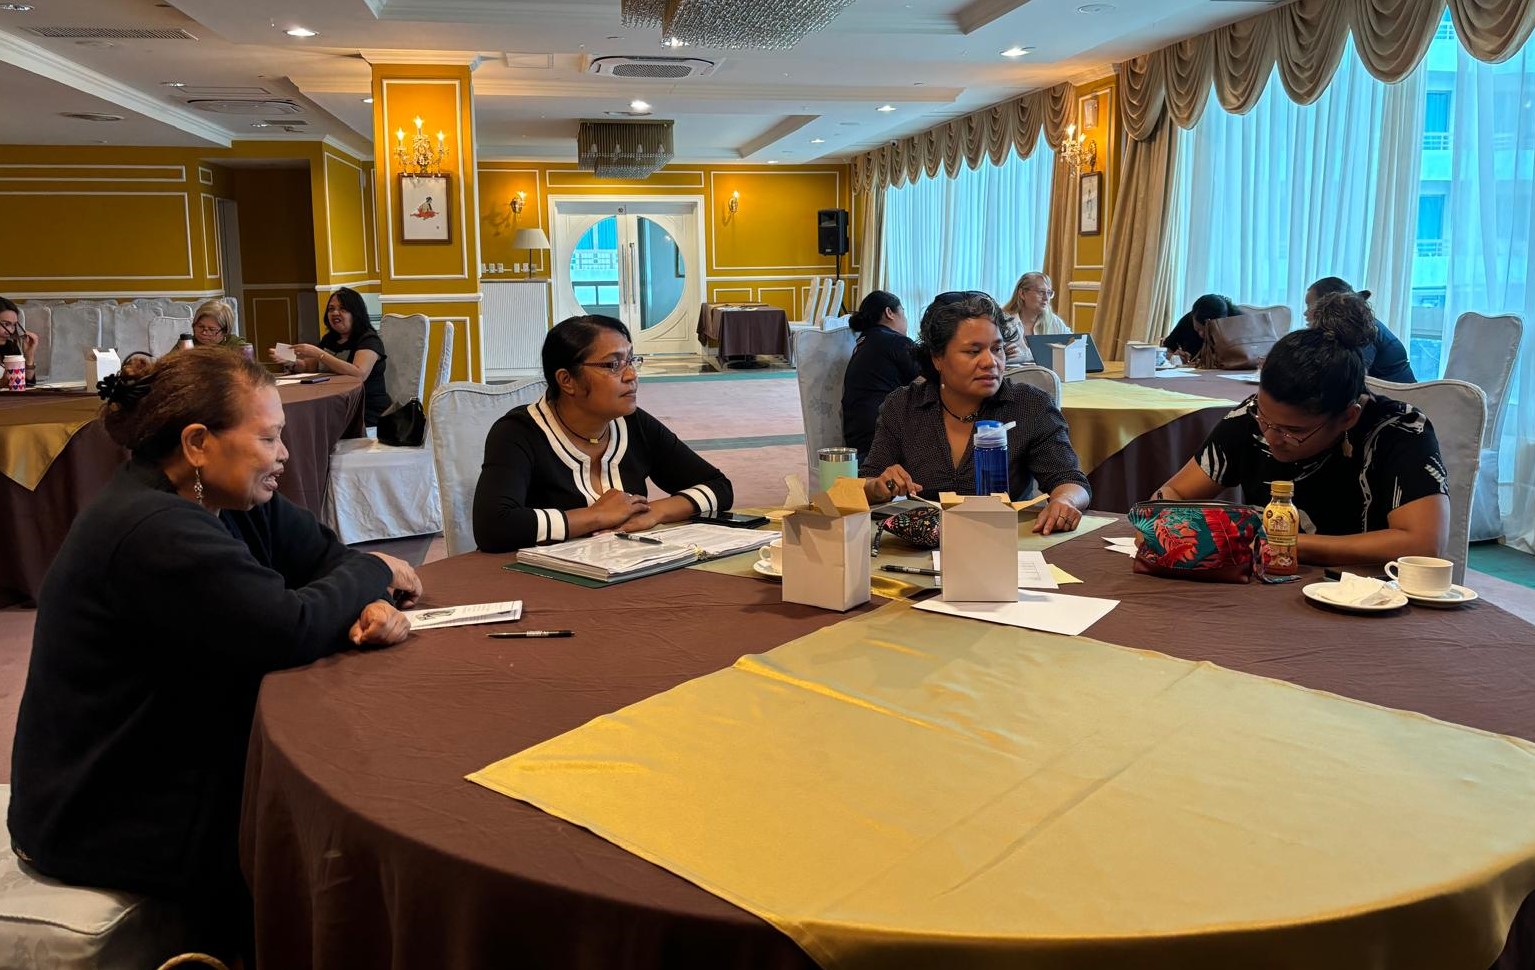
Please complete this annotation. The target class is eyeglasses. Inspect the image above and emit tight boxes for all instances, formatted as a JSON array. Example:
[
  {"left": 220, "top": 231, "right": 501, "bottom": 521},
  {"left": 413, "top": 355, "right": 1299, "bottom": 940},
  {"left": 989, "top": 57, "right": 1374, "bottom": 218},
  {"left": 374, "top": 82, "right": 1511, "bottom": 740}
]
[
  {"left": 578, "top": 355, "right": 644, "bottom": 375},
  {"left": 1255, "top": 406, "right": 1328, "bottom": 446},
  {"left": 1027, "top": 288, "right": 1055, "bottom": 300},
  {"left": 193, "top": 324, "right": 224, "bottom": 335}
]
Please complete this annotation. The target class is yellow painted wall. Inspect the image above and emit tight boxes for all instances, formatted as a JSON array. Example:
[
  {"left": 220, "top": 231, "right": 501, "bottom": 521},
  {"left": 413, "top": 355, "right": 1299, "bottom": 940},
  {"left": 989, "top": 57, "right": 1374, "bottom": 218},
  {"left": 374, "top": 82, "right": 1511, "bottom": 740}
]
[
  {"left": 477, "top": 161, "right": 855, "bottom": 323},
  {"left": 229, "top": 167, "right": 317, "bottom": 353},
  {"left": 1065, "top": 74, "right": 1119, "bottom": 335}
]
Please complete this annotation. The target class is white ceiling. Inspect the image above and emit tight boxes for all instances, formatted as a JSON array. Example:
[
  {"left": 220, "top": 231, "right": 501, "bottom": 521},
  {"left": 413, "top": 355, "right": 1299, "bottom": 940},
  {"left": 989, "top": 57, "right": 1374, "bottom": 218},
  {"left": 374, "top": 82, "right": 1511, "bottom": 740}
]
[{"left": 0, "top": 0, "right": 1281, "bottom": 162}]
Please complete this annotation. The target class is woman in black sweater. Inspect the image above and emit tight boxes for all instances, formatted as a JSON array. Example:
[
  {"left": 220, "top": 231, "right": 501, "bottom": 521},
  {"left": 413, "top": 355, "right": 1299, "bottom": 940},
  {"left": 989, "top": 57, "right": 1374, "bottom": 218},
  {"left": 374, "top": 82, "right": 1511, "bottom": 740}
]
[
  {"left": 840, "top": 290, "right": 916, "bottom": 462},
  {"left": 474, "top": 315, "right": 733, "bottom": 551},
  {"left": 8, "top": 349, "right": 421, "bottom": 958},
  {"left": 275, "top": 286, "right": 391, "bottom": 426}
]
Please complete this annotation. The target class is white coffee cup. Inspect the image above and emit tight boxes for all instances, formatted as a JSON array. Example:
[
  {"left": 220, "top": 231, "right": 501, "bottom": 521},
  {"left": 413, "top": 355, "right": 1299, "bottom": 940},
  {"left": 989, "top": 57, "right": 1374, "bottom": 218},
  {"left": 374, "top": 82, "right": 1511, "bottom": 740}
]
[
  {"left": 758, "top": 538, "right": 783, "bottom": 572},
  {"left": 1384, "top": 556, "right": 1454, "bottom": 596}
]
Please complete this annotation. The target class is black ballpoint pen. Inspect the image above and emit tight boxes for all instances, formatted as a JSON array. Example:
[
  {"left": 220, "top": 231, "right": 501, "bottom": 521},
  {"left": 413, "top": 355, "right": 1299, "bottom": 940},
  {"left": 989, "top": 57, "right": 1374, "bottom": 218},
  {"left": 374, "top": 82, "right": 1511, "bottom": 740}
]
[
  {"left": 614, "top": 532, "right": 664, "bottom": 545},
  {"left": 487, "top": 630, "right": 574, "bottom": 639},
  {"left": 882, "top": 565, "right": 940, "bottom": 577}
]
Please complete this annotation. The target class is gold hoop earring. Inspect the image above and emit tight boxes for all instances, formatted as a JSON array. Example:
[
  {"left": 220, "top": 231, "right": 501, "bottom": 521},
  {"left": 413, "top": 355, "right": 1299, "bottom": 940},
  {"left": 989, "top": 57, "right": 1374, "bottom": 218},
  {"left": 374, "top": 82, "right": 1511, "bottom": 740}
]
[{"left": 193, "top": 467, "right": 205, "bottom": 505}]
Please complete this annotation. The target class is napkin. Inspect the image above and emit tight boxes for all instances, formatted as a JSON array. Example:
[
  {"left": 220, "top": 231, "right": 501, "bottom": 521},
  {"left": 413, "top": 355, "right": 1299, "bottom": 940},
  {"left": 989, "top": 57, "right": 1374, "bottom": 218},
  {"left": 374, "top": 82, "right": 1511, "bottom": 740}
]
[{"left": 1329, "top": 572, "right": 1395, "bottom": 607}]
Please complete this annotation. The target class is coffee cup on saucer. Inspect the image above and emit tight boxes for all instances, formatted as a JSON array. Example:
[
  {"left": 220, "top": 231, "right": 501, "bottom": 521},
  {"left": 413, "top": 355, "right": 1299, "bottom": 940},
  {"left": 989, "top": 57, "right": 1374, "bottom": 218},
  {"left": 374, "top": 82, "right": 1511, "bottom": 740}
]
[
  {"left": 758, "top": 539, "right": 783, "bottom": 572},
  {"left": 1384, "top": 556, "right": 1454, "bottom": 597}
]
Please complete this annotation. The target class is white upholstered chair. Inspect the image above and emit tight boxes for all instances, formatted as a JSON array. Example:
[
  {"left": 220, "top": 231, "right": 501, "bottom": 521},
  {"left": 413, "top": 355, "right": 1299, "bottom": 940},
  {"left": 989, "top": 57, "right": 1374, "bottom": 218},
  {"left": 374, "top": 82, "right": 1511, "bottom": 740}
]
[
  {"left": 821, "top": 279, "right": 846, "bottom": 325},
  {"left": 1005, "top": 364, "right": 1063, "bottom": 407},
  {"left": 323, "top": 320, "right": 452, "bottom": 544},
  {"left": 429, "top": 377, "right": 549, "bottom": 556},
  {"left": 1441, "top": 311, "right": 1523, "bottom": 542},
  {"left": 18, "top": 304, "right": 52, "bottom": 382},
  {"left": 149, "top": 317, "right": 184, "bottom": 357},
  {"left": 111, "top": 303, "right": 157, "bottom": 358},
  {"left": 1366, "top": 377, "right": 1487, "bottom": 585},
  {"left": 793, "top": 326, "right": 859, "bottom": 484},
  {"left": 45, "top": 305, "right": 103, "bottom": 383},
  {"left": 1237, "top": 303, "right": 1294, "bottom": 331}
]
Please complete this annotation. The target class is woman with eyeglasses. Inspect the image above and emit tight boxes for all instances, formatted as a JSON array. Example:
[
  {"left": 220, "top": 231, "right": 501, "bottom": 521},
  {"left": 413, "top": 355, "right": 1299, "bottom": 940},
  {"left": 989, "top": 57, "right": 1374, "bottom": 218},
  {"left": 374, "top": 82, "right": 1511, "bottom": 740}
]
[
  {"left": 189, "top": 300, "right": 250, "bottom": 354},
  {"left": 473, "top": 314, "right": 734, "bottom": 551},
  {"left": 1153, "top": 292, "right": 1449, "bottom": 565},
  {"left": 1000, "top": 272, "right": 1070, "bottom": 365},
  {"left": 0, "top": 297, "right": 39, "bottom": 386},
  {"left": 859, "top": 294, "right": 1091, "bottom": 535}
]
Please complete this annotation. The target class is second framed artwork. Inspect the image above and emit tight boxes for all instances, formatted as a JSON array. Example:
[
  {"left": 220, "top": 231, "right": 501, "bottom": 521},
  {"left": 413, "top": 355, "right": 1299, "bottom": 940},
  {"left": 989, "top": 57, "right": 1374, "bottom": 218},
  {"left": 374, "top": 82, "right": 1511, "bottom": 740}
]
[
  {"left": 400, "top": 174, "right": 451, "bottom": 243},
  {"left": 1079, "top": 172, "right": 1102, "bottom": 237}
]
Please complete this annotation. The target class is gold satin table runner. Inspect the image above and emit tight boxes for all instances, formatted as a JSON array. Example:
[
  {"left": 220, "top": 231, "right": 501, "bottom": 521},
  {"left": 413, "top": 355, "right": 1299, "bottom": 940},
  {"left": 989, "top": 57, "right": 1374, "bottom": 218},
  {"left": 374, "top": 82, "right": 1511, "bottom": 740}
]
[
  {"left": 471, "top": 600, "right": 1535, "bottom": 970},
  {"left": 1058, "top": 380, "right": 1236, "bottom": 475},
  {"left": 0, "top": 395, "right": 102, "bottom": 490}
]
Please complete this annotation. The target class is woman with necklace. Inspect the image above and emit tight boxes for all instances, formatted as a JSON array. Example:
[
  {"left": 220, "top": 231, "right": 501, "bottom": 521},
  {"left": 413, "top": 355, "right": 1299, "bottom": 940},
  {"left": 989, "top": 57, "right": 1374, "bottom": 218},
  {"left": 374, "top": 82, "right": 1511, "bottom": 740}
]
[
  {"left": 473, "top": 315, "right": 733, "bottom": 552},
  {"left": 859, "top": 293, "right": 1091, "bottom": 535}
]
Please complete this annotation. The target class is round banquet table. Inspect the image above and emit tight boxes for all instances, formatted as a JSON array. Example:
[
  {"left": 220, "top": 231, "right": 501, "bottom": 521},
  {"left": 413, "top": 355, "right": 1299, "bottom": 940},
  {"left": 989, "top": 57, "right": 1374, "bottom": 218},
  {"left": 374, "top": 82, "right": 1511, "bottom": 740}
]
[
  {"left": 0, "top": 377, "right": 364, "bottom": 606},
  {"left": 242, "top": 528, "right": 1535, "bottom": 970}
]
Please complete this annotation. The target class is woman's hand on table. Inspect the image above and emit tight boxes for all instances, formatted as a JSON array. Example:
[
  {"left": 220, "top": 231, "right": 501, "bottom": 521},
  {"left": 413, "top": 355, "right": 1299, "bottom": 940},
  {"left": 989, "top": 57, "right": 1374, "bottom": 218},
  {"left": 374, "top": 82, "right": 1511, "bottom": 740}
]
[
  {"left": 864, "top": 465, "right": 921, "bottom": 503},
  {"left": 351, "top": 600, "right": 411, "bottom": 646},
  {"left": 614, "top": 507, "right": 663, "bottom": 534},
  {"left": 592, "top": 489, "right": 649, "bottom": 529},
  {"left": 369, "top": 551, "right": 423, "bottom": 608},
  {"left": 1031, "top": 485, "right": 1090, "bottom": 535}
]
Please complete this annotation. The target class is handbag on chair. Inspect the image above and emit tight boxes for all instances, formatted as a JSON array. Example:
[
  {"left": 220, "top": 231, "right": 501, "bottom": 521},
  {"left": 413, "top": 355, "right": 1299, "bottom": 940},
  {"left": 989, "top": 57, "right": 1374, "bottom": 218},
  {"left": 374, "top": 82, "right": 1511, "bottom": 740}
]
[
  {"left": 377, "top": 398, "right": 426, "bottom": 447},
  {"left": 1194, "top": 313, "right": 1282, "bottom": 370}
]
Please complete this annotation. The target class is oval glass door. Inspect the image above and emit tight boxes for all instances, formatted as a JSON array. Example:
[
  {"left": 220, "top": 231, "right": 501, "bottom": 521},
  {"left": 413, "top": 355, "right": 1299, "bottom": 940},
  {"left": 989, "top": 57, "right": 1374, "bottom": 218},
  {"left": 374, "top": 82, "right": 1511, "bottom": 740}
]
[
  {"left": 569, "top": 217, "right": 621, "bottom": 318},
  {"left": 633, "top": 216, "right": 683, "bottom": 330}
]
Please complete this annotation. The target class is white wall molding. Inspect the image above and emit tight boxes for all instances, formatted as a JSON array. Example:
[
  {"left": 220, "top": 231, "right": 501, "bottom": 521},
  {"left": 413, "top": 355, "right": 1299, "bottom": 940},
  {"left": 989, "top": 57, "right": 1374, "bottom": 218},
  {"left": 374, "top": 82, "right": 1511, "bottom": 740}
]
[{"left": 379, "top": 292, "right": 483, "bottom": 303}]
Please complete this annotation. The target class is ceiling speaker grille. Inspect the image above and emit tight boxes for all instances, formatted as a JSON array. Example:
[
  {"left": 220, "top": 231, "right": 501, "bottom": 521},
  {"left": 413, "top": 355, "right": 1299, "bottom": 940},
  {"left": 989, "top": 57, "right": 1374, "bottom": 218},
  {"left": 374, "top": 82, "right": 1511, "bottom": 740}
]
[
  {"left": 577, "top": 119, "right": 675, "bottom": 179},
  {"left": 27, "top": 26, "right": 198, "bottom": 39}
]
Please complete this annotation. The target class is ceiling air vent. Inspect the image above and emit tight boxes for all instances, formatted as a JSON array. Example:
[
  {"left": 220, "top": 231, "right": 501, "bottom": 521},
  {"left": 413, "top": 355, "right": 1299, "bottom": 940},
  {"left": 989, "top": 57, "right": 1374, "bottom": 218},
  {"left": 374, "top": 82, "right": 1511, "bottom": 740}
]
[
  {"left": 27, "top": 26, "right": 198, "bottom": 39},
  {"left": 187, "top": 99, "right": 303, "bottom": 116},
  {"left": 586, "top": 55, "right": 717, "bottom": 79}
]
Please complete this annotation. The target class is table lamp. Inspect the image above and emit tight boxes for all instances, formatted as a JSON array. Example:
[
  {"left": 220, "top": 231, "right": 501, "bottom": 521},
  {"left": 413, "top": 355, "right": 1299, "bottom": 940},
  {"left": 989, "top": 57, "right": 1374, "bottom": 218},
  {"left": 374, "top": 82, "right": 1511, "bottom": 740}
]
[{"left": 511, "top": 227, "right": 550, "bottom": 279}]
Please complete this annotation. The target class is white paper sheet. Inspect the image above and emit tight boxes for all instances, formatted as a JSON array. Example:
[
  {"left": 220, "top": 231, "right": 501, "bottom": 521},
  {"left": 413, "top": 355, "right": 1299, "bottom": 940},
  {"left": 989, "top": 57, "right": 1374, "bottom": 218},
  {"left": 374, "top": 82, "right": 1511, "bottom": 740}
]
[
  {"left": 932, "top": 550, "right": 1059, "bottom": 590},
  {"left": 914, "top": 591, "right": 1120, "bottom": 637},
  {"left": 1104, "top": 536, "right": 1138, "bottom": 557},
  {"left": 1150, "top": 367, "right": 1201, "bottom": 378},
  {"left": 273, "top": 342, "right": 297, "bottom": 363},
  {"left": 405, "top": 600, "right": 523, "bottom": 630},
  {"left": 1219, "top": 371, "right": 1261, "bottom": 384}
]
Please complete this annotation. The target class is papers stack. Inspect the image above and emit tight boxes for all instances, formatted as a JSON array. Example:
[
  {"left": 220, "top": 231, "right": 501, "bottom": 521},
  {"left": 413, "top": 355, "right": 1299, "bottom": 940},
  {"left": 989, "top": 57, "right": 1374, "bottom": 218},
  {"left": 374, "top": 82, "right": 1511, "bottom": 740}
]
[
  {"left": 405, "top": 601, "right": 522, "bottom": 630},
  {"left": 914, "top": 592, "right": 1120, "bottom": 637},
  {"left": 518, "top": 534, "right": 702, "bottom": 582},
  {"left": 932, "top": 551, "right": 1059, "bottom": 590},
  {"left": 650, "top": 522, "right": 778, "bottom": 558}
]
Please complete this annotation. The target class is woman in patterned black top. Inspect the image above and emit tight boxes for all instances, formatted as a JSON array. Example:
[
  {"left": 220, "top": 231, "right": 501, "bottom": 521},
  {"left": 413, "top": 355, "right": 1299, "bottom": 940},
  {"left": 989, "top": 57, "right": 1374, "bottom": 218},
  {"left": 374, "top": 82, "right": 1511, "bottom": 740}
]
[
  {"left": 473, "top": 315, "right": 732, "bottom": 552},
  {"left": 1154, "top": 292, "right": 1449, "bottom": 565},
  {"left": 859, "top": 294, "right": 1091, "bottom": 535}
]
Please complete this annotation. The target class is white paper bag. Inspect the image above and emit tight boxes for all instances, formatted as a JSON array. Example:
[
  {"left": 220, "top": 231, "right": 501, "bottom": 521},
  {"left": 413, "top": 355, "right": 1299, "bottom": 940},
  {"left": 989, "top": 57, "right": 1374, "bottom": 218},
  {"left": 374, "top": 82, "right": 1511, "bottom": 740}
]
[
  {"left": 1050, "top": 338, "right": 1087, "bottom": 383},
  {"left": 781, "top": 478, "right": 871, "bottom": 612},
  {"left": 939, "top": 494, "right": 1019, "bottom": 602},
  {"left": 85, "top": 348, "right": 121, "bottom": 388},
  {"left": 1124, "top": 341, "right": 1159, "bottom": 379}
]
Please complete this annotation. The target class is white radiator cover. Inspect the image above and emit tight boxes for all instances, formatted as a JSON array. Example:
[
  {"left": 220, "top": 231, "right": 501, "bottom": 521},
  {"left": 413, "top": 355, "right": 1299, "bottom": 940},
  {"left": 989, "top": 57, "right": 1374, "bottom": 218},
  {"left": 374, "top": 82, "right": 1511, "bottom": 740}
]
[{"left": 482, "top": 280, "right": 551, "bottom": 379}]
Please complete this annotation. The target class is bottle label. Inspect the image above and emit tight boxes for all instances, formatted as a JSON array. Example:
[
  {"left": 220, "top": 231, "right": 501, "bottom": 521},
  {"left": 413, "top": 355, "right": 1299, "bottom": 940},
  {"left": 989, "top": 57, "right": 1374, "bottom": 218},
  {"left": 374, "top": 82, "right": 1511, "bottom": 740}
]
[{"left": 1263, "top": 503, "right": 1299, "bottom": 575}]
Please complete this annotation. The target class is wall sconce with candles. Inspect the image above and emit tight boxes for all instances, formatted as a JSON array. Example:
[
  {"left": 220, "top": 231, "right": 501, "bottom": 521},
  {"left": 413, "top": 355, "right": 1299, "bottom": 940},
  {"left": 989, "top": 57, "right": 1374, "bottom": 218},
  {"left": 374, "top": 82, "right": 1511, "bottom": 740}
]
[
  {"left": 395, "top": 115, "right": 449, "bottom": 178},
  {"left": 1058, "top": 123, "right": 1097, "bottom": 176},
  {"left": 724, "top": 190, "right": 740, "bottom": 223},
  {"left": 509, "top": 190, "right": 527, "bottom": 227}
]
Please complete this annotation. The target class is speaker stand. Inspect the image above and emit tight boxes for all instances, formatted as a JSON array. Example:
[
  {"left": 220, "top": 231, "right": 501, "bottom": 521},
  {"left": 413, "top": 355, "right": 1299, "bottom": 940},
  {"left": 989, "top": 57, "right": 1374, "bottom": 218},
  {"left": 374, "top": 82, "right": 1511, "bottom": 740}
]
[{"left": 833, "top": 253, "right": 848, "bottom": 315}]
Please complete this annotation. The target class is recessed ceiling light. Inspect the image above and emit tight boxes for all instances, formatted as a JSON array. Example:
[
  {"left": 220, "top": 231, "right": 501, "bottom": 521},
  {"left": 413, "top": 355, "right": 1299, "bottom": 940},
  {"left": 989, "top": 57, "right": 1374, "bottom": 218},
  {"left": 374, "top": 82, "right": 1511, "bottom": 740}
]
[
  {"left": 0, "top": 3, "right": 36, "bottom": 11},
  {"left": 250, "top": 121, "right": 271, "bottom": 128},
  {"left": 1077, "top": 3, "right": 1114, "bottom": 12},
  {"left": 285, "top": 26, "right": 316, "bottom": 37},
  {"left": 630, "top": 99, "right": 651, "bottom": 112},
  {"left": 60, "top": 112, "right": 123, "bottom": 122},
  {"left": 810, "top": 137, "right": 825, "bottom": 144},
  {"left": 361, "top": 96, "right": 373, "bottom": 104},
  {"left": 876, "top": 104, "right": 896, "bottom": 112},
  {"left": 767, "top": 160, "right": 779, "bottom": 164},
  {"left": 161, "top": 80, "right": 186, "bottom": 87},
  {"left": 661, "top": 36, "right": 688, "bottom": 48},
  {"left": 1001, "top": 46, "right": 1033, "bottom": 57}
]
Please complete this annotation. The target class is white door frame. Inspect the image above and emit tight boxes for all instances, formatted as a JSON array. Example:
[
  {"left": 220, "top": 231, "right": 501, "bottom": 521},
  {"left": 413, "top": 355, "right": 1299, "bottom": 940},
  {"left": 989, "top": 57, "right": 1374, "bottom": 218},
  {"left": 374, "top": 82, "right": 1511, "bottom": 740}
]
[{"left": 548, "top": 194, "right": 705, "bottom": 356}]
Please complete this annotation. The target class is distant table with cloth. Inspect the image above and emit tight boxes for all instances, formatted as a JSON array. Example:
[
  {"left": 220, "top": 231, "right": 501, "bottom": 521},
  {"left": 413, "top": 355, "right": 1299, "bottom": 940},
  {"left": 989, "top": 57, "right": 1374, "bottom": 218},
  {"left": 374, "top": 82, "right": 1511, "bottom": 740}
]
[
  {"left": 0, "top": 377, "right": 365, "bottom": 606},
  {"left": 695, "top": 303, "right": 790, "bottom": 370},
  {"left": 243, "top": 520, "right": 1535, "bottom": 970}
]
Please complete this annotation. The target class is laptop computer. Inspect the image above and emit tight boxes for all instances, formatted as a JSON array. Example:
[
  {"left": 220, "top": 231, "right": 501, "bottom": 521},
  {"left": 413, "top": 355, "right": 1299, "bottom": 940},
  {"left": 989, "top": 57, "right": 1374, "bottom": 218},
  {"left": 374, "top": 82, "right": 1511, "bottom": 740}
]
[{"left": 1024, "top": 333, "right": 1105, "bottom": 373}]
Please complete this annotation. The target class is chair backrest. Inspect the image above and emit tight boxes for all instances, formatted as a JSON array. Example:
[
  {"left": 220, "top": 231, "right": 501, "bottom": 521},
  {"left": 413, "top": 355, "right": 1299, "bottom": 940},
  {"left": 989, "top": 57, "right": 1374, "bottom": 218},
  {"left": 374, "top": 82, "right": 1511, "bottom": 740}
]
[
  {"left": 111, "top": 303, "right": 157, "bottom": 358},
  {"left": 162, "top": 302, "right": 194, "bottom": 319},
  {"left": 1236, "top": 304, "right": 1294, "bottom": 331},
  {"left": 1006, "top": 364, "right": 1063, "bottom": 407},
  {"left": 1442, "top": 311, "right": 1522, "bottom": 446},
  {"left": 18, "top": 305, "right": 52, "bottom": 382},
  {"left": 378, "top": 312, "right": 430, "bottom": 404},
  {"left": 429, "top": 378, "right": 549, "bottom": 557},
  {"left": 433, "top": 321, "right": 455, "bottom": 393},
  {"left": 46, "top": 306, "right": 103, "bottom": 382},
  {"left": 821, "top": 280, "right": 846, "bottom": 326},
  {"left": 799, "top": 277, "right": 825, "bottom": 325},
  {"left": 793, "top": 326, "right": 860, "bottom": 483},
  {"left": 1365, "top": 377, "right": 1487, "bottom": 585},
  {"left": 149, "top": 316, "right": 184, "bottom": 357}
]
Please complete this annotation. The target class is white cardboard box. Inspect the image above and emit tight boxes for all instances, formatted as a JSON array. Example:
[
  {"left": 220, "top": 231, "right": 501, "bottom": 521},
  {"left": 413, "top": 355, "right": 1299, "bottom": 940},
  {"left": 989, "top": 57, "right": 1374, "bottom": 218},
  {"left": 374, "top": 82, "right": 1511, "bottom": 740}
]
[
  {"left": 939, "top": 493, "right": 1020, "bottom": 603},
  {"left": 85, "top": 348, "right": 120, "bottom": 388},
  {"left": 782, "top": 478, "right": 872, "bottom": 612},
  {"left": 1124, "top": 341, "right": 1159, "bottom": 379},
  {"left": 1050, "top": 338, "right": 1087, "bottom": 383}
]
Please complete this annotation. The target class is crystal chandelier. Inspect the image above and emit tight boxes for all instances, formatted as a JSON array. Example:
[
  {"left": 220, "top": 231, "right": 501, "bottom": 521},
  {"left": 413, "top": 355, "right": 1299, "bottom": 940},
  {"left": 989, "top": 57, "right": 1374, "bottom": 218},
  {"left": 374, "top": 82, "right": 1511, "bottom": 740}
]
[
  {"left": 394, "top": 115, "right": 449, "bottom": 178},
  {"left": 621, "top": 0, "right": 856, "bottom": 50},
  {"left": 1058, "top": 123, "right": 1097, "bottom": 176},
  {"left": 577, "top": 119, "right": 675, "bottom": 179}
]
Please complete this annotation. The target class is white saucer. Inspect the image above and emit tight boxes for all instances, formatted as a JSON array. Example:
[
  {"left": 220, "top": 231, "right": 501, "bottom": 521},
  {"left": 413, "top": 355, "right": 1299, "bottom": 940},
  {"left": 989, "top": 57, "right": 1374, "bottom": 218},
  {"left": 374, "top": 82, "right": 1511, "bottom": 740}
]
[
  {"left": 1387, "top": 581, "right": 1479, "bottom": 608},
  {"left": 752, "top": 559, "right": 782, "bottom": 580},
  {"left": 1302, "top": 581, "right": 1409, "bottom": 613}
]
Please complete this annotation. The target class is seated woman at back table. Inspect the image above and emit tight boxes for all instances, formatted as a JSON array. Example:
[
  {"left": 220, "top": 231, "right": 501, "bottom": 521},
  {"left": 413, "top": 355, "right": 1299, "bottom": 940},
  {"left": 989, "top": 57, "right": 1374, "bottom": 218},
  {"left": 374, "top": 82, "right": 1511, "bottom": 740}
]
[
  {"left": 1162, "top": 293, "right": 1239, "bottom": 364},
  {"left": 7, "top": 348, "right": 421, "bottom": 960},
  {"left": 1306, "top": 276, "right": 1416, "bottom": 383},
  {"left": 190, "top": 299, "right": 250, "bottom": 355},
  {"left": 271, "top": 286, "right": 390, "bottom": 427},
  {"left": 858, "top": 293, "right": 1091, "bottom": 535},
  {"left": 841, "top": 290, "right": 916, "bottom": 462},
  {"left": 1153, "top": 292, "right": 1449, "bottom": 565},
  {"left": 0, "top": 296, "right": 39, "bottom": 385},
  {"left": 1001, "top": 271, "right": 1071, "bottom": 365},
  {"left": 474, "top": 314, "right": 734, "bottom": 551}
]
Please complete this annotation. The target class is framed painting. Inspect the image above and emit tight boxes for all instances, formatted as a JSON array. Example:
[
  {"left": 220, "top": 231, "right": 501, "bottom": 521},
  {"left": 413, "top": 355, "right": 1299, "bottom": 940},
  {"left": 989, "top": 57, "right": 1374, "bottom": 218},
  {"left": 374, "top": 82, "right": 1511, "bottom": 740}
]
[
  {"left": 1079, "top": 171, "right": 1102, "bottom": 237},
  {"left": 400, "top": 174, "right": 451, "bottom": 243}
]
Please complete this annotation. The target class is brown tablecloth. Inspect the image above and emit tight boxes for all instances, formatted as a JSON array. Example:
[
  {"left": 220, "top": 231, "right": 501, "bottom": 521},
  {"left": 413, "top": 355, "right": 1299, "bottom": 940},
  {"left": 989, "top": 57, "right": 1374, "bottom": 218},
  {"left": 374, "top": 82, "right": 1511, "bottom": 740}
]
[
  {"left": 696, "top": 303, "right": 791, "bottom": 360},
  {"left": 242, "top": 535, "right": 1535, "bottom": 970},
  {"left": 0, "top": 378, "right": 364, "bottom": 607}
]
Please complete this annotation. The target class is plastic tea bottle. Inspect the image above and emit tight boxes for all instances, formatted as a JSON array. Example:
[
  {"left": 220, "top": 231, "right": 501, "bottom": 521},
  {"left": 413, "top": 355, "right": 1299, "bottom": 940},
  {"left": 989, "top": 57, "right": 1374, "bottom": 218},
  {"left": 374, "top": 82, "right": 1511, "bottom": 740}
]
[
  {"left": 1263, "top": 480, "right": 1299, "bottom": 576},
  {"left": 177, "top": 333, "right": 195, "bottom": 351},
  {"left": 972, "top": 420, "right": 1009, "bottom": 496}
]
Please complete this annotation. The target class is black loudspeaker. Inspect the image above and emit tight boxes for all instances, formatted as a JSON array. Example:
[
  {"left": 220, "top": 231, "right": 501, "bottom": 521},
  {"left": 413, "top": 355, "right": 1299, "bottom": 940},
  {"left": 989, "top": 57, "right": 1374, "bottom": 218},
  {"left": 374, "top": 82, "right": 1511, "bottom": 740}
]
[{"left": 817, "top": 208, "right": 850, "bottom": 256}]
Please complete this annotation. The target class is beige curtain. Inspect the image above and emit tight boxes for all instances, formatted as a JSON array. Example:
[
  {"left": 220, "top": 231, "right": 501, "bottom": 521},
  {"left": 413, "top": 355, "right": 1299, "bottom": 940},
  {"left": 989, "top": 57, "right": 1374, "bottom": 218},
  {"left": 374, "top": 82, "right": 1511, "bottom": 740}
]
[
  {"left": 1450, "top": 0, "right": 1535, "bottom": 60},
  {"left": 855, "top": 181, "right": 885, "bottom": 300},
  {"left": 1094, "top": 113, "right": 1184, "bottom": 357},
  {"left": 1041, "top": 163, "right": 1076, "bottom": 328}
]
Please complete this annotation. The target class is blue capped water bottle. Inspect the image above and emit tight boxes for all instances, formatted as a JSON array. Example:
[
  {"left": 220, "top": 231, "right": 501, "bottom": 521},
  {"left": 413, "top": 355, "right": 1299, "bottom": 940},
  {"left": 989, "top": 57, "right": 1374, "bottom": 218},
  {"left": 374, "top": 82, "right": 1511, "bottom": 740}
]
[{"left": 972, "top": 419, "right": 1009, "bottom": 496}]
